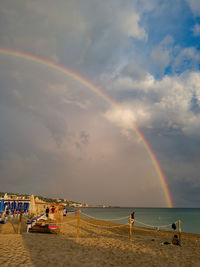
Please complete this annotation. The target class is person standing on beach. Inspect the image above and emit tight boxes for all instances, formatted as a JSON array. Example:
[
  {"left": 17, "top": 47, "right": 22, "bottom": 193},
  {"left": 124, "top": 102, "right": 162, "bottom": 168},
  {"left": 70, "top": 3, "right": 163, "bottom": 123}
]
[
  {"left": 131, "top": 211, "right": 135, "bottom": 225},
  {"left": 63, "top": 207, "right": 67, "bottom": 216},
  {"left": 46, "top": 207, "right": 49, "bottom": 218},
  {"left": 51, "top": 206, "right": 55, "bottom": 214}
]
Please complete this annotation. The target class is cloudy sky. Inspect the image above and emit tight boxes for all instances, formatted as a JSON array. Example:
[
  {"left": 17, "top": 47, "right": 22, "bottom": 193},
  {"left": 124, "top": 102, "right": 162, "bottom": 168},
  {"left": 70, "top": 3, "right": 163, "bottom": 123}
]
[{"left": 1, "top": 0, "right": 200, "bottom": 207}]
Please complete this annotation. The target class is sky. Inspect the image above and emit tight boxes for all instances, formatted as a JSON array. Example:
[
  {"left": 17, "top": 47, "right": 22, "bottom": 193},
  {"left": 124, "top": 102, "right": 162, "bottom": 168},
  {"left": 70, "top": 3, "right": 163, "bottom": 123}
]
[{"left": 1, "top": 0, "right": 200, "bottom": 207}]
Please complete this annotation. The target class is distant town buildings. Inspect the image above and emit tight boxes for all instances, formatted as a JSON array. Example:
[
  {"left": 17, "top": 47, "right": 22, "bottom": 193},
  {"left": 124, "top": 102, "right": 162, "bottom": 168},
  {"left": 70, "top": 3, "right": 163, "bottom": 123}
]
[
  {"left": 0, "top": 192, "right": 83, "bottom": 207},
  {"left": 0, "top": 193, "right": 30, "bottom": 201},
  {"left": 0, "top": 192, "right": 108, "bottom": 208}
]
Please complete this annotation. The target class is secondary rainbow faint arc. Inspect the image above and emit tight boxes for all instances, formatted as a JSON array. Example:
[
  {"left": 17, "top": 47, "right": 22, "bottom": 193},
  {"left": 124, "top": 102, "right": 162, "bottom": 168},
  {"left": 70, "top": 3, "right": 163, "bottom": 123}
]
[{"left": 0, "top": 48, "right": 173, "bottom": 207}]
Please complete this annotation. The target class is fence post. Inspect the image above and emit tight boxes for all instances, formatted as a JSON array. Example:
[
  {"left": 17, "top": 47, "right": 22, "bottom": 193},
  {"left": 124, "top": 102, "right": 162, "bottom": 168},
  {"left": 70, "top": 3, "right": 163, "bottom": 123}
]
[
  {"left": 60, "top": 206, "right": 63, "bottom": 232},
  {"left": 132, "top": 218, "right": 134, "bottom": 235},
  {"left": 77, "top": 209, "right": 81, "bottom": 238},
  {"left": 56, "top": 207, "right": 59, "bottom": 224},
  {"left": 178, "top": 219, "right": 181, "bottom": 242},
  {"left": 129, "top": 214, "right": 132, "bottom": 239}
]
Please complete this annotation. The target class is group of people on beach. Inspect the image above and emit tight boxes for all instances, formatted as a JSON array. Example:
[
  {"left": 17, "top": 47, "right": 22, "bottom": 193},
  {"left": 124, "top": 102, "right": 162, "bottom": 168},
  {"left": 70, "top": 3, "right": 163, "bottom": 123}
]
[
  {"left": 45, "top": 206, "right": 55, "bottom": 218},
  {"left": 45, "top": 206, "right": 68, "bottom": 218}
]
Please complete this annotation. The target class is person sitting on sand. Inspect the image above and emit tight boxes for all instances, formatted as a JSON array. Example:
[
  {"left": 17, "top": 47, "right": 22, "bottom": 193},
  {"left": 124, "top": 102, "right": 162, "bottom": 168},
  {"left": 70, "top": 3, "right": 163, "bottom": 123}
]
[{"left": 172, "top": 234, "right": 181, "bottom": 246}]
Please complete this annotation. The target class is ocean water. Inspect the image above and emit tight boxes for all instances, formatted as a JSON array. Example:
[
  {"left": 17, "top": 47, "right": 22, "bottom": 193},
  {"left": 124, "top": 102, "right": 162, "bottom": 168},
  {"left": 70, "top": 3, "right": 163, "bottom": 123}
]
[{"left": 80, "top": 207, "right": 200, "bottom": 234}]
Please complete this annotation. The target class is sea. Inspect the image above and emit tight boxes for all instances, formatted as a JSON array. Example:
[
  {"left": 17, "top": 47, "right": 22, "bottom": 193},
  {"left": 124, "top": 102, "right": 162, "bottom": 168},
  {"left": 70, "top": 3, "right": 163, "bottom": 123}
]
[{"left": 80, "top": 207, "right": 200, "bottom": 234}]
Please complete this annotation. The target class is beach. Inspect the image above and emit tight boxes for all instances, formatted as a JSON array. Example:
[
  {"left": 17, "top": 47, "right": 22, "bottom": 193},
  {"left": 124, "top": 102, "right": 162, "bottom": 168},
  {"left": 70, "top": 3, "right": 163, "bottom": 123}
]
[{"left": 1, "top": 214, "right": 200, "bottom": 266}]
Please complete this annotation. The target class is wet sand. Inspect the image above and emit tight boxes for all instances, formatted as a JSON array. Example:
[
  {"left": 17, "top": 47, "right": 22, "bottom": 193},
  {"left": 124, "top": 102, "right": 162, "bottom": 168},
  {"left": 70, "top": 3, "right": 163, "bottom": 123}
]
[{"left": 1, "top": 215, "right": 200, "bottom": 266}]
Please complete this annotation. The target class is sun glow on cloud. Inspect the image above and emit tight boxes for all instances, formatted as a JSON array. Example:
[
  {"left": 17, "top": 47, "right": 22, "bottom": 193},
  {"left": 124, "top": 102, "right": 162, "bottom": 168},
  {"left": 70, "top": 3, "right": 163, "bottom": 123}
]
[{"left": 104, "top": 107, "right": 150, "bottom": 130}]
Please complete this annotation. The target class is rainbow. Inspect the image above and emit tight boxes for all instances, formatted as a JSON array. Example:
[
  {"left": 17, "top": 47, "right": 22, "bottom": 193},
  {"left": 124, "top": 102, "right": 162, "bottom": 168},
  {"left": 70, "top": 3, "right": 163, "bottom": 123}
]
[{"left": 0, "top": 48, "right": 173, "bottom": 207}]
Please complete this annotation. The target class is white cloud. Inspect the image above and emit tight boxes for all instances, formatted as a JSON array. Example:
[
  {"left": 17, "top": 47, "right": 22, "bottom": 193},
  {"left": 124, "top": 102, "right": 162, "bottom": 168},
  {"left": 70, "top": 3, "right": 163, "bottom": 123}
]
[
  {"left": 104, "top": 106, "right": 151, "bottom": 141},
  {"left": 104, "top": 70, "right": 200, "bottom": 136},
  {"left": 186, "top": 0, "right": 200, "bottom": 16},
  {"left": 120, "top": 12, "right": 147, "bottom": 40},
  {"left": 111, "top": 73, "right": 155, "bottom": 92}
]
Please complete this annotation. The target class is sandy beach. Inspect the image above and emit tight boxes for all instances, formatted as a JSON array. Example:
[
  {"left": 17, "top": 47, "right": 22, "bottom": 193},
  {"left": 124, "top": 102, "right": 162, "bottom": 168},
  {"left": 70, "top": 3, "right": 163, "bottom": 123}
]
[{"left": 1, "top": 215, "right": 200, "bottom": 266}]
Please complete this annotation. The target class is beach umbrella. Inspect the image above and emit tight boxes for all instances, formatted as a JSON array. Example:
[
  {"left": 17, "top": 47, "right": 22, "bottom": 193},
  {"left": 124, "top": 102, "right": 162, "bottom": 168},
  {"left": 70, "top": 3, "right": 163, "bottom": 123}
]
[
  {"left": 16, "top": 202, "right": 19, "bottom": 212},
  {"left": 10, "top": 202, "right": 14, "bottom": 212},
  {"left": 27, "top": 203, "right": 30, "bottom": 212},
  {"left": 3, "top": 202, "right": 6, "bottom": 211},
  {"left": 24, "top": 203, "right": 29, "bottom": 212},
  {"left": 0, "top": 200, "right": 4, "bottom": 214}
]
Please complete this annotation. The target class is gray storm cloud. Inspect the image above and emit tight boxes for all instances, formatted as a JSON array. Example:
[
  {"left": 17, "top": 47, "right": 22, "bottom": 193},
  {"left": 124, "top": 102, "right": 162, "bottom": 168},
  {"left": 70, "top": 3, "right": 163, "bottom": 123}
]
[
  {"left": 0, "top": 56, "right": 168, "bottom": 206},
  {"left": 1, "top": 0, "right": 200, "bottom": 206}
]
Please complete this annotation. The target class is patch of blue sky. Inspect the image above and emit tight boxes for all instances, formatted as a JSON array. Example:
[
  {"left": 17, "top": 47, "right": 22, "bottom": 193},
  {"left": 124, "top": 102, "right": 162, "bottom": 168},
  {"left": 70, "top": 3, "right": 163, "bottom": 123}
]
[
  {"left": 141, "top": 1, "right": 193, "bottom": 46},
  {"left": 176, "top": 17, "right": 200, "bottom": 50},
  {"left": 118, "top": 1, "right": 200, "bottom": 79},
  {"left": 138, "top": 1, "right": 200, "bottom": 76},
  {"left": 164, "top": 66, "right": 172, "bottom": 76}
]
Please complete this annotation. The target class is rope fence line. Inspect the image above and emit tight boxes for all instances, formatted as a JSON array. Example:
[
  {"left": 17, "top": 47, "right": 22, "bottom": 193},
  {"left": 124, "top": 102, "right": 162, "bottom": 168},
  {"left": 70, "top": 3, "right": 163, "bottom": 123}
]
[
  {"left": 2, "top": 210, "right": 180, "bottom": 231},
  {"left": 81, "top": 211, "right": 179, "bottom": 230},
  {"left": 67, "top": 211, "right": 182, "bottom": 241},
  {"left": 61, "top": 216, "right": 175, "bottom": 242},
  {"left": 4, "top": 212, "right": 180, "bottom": 228},
  {"left": 81, "top": 211, "right": 181, "bottom": 241},
  {"left": 57, "top": 212, "right": 180, "bottom": 231},
  {"left": 17, "top": 209, "right": 181, "bottom": 242},
  {"left": 81, "top": 212, "right": 129, "bottom": 221},
  {"left": 134, "top": 219, "right": 179, "bottom": 229},
  {"left": 80, "top": 218, "right": 129, "bottom": 229},
  {"left": 49, "top": 219, "right": 77, "bottom": 225}
]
